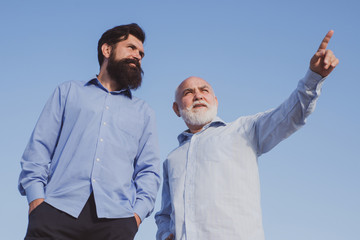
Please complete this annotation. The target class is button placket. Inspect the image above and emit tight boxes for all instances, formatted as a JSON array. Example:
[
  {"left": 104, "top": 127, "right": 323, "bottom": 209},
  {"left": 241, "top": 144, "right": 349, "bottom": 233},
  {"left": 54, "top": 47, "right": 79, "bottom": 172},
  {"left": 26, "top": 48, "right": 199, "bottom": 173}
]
[
  {"left": 184, "top": 134, "right": 197, "bottom": 238},
  {"left": 91, "top": 92, "right": 111, "bottom": 185}
]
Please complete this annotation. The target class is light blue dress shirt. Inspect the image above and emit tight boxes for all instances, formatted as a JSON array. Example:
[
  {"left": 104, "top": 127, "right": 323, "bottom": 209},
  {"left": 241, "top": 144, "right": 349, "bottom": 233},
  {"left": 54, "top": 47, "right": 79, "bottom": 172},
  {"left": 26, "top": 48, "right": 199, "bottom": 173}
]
[
  {"left": 18, "top": 78, "right": 161, "bottom": 221},
  {"left": 155, "top": 70, "right": 325, "bottom": 240}
]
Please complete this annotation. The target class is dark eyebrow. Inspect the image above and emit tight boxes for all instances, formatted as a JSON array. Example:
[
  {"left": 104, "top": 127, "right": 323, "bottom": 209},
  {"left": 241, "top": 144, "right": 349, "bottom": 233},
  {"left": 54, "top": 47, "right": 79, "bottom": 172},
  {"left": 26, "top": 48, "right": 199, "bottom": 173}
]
[{"left": 128, "top": 44, "right": 145, "bottom": 59}]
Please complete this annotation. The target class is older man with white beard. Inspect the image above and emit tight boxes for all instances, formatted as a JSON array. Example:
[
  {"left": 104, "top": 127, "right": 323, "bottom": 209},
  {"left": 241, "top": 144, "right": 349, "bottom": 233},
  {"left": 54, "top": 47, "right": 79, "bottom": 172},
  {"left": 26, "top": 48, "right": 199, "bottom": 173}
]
[
  {"left": 155, "top": 30, "right": 339, "bottom": 240},
  {"left": 176, "top": 79, "right": 219, "bottom": 132}
]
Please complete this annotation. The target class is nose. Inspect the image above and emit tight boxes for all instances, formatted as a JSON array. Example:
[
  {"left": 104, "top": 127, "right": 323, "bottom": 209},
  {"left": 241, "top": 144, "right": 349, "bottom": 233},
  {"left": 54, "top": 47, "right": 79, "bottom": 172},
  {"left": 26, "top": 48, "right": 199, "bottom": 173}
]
[
  {"left": 131, "top": 51, "right": 142, "bottom": 62},
  {"left": 193, "top": 91, "right": 203, "bottom": 101}
]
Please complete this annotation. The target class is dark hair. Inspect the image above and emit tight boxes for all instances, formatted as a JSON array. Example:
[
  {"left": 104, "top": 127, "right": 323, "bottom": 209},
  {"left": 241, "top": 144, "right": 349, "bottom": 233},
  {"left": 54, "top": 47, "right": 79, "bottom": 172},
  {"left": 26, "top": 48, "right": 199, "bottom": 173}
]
[{"left": 97, "top": 23, "right": 145, "bottom": 66}]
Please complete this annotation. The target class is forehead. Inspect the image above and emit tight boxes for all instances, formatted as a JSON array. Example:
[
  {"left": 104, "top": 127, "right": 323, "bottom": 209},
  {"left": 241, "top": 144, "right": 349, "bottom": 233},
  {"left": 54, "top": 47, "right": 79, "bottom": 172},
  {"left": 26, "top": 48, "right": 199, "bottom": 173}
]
[
  {"left": 118, "top": 34, "right": 144, "bottom": 51},
  {"left": 179, "top": 78, "right": 212, "bottom": 92},
  {"left": 176, "top": 77, "right": 214, "bottom": 101}
]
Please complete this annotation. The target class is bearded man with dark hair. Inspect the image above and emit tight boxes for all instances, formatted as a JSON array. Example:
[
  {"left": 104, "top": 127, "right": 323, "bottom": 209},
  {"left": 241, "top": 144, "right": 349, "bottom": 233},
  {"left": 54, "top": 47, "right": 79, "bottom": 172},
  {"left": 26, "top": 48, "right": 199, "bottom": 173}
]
[{"left": 19, "top": 23, "right": 160, "bottom": 240}]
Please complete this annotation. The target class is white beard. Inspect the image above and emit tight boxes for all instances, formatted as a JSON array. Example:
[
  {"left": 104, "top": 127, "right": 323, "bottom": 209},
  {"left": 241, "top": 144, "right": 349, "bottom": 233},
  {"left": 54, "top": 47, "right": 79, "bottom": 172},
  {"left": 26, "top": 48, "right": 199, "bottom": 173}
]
[{"left": 179, "top": 100, "right": 218, "bottom": 127}]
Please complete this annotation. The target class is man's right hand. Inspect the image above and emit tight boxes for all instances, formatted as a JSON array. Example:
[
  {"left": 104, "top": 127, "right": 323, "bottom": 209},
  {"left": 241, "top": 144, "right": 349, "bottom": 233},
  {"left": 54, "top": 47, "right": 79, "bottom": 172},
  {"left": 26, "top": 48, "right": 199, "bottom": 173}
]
[
  {"left": 165, "top": 233, "right": 174, "bottom": 240},
  {"left": 29, "top": 198, "right": 44, "bottom": 215},
  {"left": 310, "top": 30, "right": 339, "bottom": 77}
]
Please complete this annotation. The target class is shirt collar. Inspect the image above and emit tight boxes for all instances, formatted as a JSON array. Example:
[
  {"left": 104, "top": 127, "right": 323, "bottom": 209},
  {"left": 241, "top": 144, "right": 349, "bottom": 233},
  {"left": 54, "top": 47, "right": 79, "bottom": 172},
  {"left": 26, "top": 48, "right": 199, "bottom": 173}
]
[
  {"left": 85, "top": 78, "right": 132, "bottom": 99},
  {"left": 177, "top": 116, "right": 227, "bottom": 144}
]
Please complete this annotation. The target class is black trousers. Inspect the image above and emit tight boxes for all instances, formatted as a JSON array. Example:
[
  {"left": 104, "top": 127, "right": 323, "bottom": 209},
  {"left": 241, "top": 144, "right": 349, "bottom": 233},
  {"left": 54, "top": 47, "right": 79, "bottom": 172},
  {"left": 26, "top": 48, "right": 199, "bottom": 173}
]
[{"left": 25, "top": 194, "right": 138, "bottom": 240}]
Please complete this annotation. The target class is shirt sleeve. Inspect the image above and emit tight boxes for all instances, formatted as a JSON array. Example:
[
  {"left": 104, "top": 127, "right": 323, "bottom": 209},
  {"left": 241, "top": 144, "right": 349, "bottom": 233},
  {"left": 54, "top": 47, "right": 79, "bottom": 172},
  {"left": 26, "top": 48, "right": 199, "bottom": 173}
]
[
  {"left": 155, "top": 160, "right": 174, "bottom": 240},
  {"left": 253, "top": 69, "right": 326, "bottom": 155},
  {"left": 18, "top": 85, "right": 67, "bottom": 203},
  {"left": 132, "top": 107, "right": 161, "bottom": 221}
]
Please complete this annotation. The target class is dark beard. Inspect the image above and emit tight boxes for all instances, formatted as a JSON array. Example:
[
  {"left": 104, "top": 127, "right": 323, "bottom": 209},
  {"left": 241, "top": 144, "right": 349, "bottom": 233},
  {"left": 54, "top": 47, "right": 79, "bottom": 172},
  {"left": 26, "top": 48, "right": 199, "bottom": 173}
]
[{"left": 106, "top": 54, "right": 143, "bottom": 90}]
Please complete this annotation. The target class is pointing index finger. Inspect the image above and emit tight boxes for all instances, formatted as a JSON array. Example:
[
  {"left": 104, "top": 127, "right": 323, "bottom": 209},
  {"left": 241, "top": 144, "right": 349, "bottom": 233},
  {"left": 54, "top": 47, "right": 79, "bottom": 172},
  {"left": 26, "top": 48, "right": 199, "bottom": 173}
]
[{"left": 317, "top": 30, "right": 334, "bottom": 51}]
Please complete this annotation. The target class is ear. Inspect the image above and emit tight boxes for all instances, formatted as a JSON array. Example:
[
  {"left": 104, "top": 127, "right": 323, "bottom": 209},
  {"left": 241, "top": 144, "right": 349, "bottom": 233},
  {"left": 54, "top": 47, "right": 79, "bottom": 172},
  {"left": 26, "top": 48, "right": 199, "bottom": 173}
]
[
  {"left": 101, "top": 43, "right": 112, "bottom": 59},
  {"left": 215, "top": 96, "right": 218, "bottom": 107},
  {"left": 173, "top": 102, "right": 181, "bottom": 117}
]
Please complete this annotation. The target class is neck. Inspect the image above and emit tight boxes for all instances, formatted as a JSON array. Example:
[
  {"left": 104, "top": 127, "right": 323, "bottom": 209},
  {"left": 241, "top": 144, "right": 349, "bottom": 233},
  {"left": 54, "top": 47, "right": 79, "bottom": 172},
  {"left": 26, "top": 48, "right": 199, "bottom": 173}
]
[{"left": 187, "top": 123, "right": 207, "bottom": 134}]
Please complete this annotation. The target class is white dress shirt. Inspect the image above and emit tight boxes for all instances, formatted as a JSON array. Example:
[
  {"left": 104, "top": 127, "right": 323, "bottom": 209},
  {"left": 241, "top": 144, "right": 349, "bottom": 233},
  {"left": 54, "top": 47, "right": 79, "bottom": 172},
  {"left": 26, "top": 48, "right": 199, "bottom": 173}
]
[{"left": 155, "top": 70, "right": 325, "bottom": 240}]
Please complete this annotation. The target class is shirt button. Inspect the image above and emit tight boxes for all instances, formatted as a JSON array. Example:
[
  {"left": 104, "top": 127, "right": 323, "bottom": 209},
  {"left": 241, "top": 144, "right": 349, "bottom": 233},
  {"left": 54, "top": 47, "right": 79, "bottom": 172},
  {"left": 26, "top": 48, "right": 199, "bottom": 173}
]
[
  {"left": 100, "top": 138, "right": 104, "bottom": 142},
  {"left": 103, "top": 122, "right": 107, "bottom": 125},
  {"left": 92, "top": 178, "right": 96, "bottom": 182},
  {"left": 105, "top": 106, "right": 109, "bottom": 110},
  {"left": 96, "top": 158, "right": 100, "bottom": 162}
]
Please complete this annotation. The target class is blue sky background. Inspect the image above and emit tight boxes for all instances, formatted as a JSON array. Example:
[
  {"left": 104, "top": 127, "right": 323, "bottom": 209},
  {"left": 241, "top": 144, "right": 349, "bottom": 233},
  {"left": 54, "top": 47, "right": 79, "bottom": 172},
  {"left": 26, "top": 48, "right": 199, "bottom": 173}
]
[{"left": 1, "top": 1, "right": 359, "bottom": 239}]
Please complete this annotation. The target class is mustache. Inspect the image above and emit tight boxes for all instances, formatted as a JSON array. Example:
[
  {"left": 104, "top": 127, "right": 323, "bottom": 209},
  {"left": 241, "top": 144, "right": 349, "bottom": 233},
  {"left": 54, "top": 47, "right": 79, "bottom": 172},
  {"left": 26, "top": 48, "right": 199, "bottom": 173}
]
[
  {"left": 187, "top": 100, "right": 209, "bottom": 110},
  {"left": 122, "top": 58, "right": 141, "bottom": 70}
]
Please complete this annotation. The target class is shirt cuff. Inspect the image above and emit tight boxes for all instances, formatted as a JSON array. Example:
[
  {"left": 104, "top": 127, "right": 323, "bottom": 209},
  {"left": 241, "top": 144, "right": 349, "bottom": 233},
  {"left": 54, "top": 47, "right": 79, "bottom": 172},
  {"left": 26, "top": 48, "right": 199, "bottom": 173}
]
[
  {"left": 133, "top": 201, "right": 149, "bottom": 222},
  {"left": 303, "top": 68, "right": 326, "bottom": 90},
  {"left": 25, "top": 182, "right": 45, "bottom": 204}
]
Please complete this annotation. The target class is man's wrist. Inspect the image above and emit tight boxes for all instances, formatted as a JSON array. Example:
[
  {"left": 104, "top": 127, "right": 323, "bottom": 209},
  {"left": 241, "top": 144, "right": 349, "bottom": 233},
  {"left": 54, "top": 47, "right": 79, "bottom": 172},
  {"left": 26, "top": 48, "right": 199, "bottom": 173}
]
[
  {"left": 29, "top": 198, "right": 44, "bottom": 214},
  {"left": 25, "top": 182, "right": 45, "bottom": 204}
]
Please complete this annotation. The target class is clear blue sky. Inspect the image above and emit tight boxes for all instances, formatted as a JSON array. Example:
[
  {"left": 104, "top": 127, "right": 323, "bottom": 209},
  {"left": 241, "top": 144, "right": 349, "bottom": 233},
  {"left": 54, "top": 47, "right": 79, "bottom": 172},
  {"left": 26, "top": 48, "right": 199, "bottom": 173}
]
[{"left": 1, "top": 1, "right": 359, "bottom": 239}]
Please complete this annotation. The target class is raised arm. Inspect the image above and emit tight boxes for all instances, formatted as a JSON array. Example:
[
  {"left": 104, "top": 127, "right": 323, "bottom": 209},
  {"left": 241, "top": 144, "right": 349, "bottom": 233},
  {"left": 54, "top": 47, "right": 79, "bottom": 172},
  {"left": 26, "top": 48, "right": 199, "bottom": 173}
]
[
  {"left": 253, "top": 30, "right": 339, "bottom": 155},
  {"left": 310, "top": 30, "right": 339, "bottom": 77}
]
